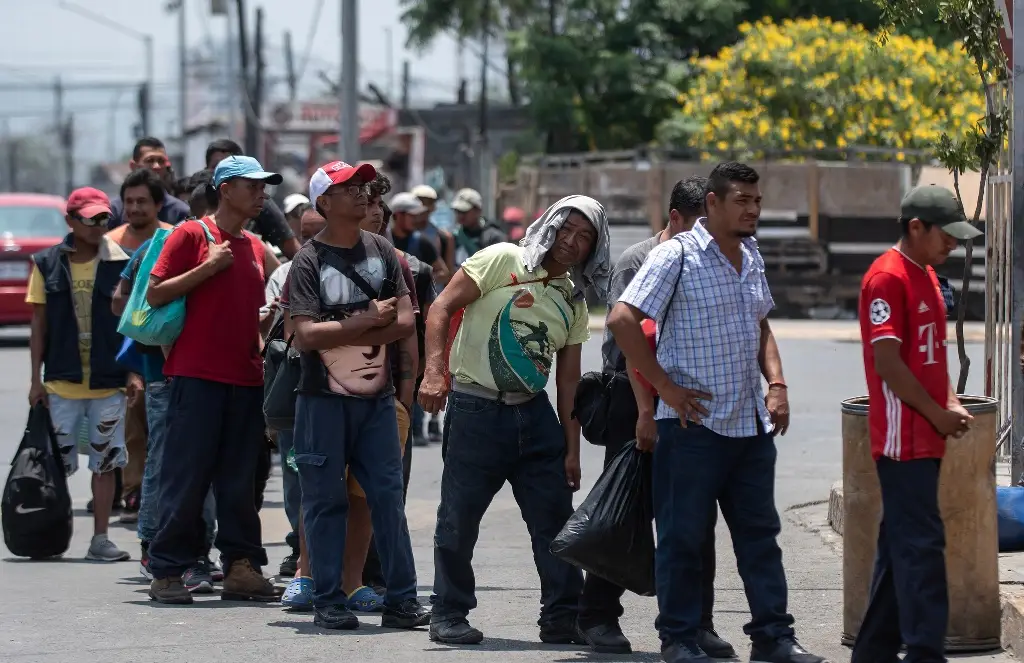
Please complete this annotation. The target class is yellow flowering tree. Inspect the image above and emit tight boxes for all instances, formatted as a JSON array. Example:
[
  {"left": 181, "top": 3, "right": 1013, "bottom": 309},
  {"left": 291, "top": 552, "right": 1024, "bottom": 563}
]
[{"left": 658, "top": 16, "right": 986, "bottom": 161}]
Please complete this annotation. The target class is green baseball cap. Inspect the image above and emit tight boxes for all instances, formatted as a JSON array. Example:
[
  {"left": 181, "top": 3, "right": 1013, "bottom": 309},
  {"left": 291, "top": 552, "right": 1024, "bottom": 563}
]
[{"left": 900, "top": 185, "right": 983, "bottom": 240}]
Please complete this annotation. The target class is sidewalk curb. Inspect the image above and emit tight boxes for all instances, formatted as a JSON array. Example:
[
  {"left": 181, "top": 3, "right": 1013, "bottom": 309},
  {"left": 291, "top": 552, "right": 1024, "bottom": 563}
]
[{"left": 825, "top": 482, "right": 1024, "bottom": 656}]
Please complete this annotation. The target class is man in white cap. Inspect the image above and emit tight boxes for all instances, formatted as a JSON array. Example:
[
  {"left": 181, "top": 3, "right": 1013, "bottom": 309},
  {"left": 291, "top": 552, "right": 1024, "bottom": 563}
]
[
  {"left": 411, "top": 184, "right": 455, "bottom": 274},
  {"left": 451, "top": 188, "right": 506, "bottom": 268},
  {"left": 390, "top": 192, "right": 450, "bottom": 285},
  {"left": 283, "top": 193, "right": 311, "bottom": 238}
]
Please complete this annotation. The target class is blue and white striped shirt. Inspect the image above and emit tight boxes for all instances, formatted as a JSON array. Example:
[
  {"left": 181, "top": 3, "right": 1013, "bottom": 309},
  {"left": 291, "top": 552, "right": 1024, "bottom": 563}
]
[{"left": 617, "top": 221, "right": 775, "bottom": 437}]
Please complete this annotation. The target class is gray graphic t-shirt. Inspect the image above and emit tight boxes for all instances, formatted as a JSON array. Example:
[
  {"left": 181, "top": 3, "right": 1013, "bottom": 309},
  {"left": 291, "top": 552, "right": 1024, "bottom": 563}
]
[{"left": 287, "top": 231, "right": 409, "bottom": 398}]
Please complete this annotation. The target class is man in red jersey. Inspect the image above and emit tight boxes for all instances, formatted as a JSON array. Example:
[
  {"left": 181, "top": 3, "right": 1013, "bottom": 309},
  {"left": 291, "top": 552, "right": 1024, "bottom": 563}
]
[
  {"left": 144, "top": 156, "right": 283, "bottom": 605},
  {"left": 853, "top": 185, "right": 981, "bottom": 663}
]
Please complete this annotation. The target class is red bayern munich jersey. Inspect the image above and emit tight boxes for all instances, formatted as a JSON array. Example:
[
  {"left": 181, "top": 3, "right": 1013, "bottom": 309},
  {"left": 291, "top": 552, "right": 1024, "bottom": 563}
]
[{"left": 859, "top": 248, "right": 949, "bottom": 461}]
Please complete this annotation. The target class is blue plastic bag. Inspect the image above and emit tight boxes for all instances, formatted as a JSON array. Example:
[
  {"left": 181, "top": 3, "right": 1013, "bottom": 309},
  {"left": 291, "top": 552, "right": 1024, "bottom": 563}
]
[
  {"left": 117, "top": 220, "right": 214, "bottom": 346},
  {"left": 115, "top": 337, "right": 145, "bottom": 375},
  {"left": 997, "top": 486, "right": 1024, "bottom": 552}
]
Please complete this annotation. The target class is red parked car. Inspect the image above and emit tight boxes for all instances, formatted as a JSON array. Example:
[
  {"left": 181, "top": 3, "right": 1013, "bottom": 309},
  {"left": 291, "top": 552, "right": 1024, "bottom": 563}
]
[{"left": 0, "top": 194, "right": 68, "bottom": 326}]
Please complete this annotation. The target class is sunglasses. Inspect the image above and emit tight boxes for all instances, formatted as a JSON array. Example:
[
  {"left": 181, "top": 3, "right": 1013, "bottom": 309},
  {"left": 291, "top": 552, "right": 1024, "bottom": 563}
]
[{"left": 73, "top": 213, "right": 111, "bottom": 227}]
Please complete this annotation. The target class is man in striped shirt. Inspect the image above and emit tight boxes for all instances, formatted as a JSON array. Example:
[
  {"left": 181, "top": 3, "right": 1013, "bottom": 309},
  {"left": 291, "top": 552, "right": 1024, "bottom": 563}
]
[{"left": 853, "top": 185, "right": 979, "bottom": 663}]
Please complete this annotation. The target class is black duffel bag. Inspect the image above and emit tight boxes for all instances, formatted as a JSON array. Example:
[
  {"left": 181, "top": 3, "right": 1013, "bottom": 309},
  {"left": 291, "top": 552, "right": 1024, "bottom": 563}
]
[
  {"left": 573, "top": 369, "right": 639, "bottom": 447},
  {"left": 263, "top": 312, "right": 301, "bottom": 431}
]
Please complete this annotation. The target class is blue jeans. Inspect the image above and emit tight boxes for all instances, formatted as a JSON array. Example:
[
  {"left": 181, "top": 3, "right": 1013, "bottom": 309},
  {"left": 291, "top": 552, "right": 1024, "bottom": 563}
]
[
  {"left": 852, "top": 458, "right": 946, "bottom": 663},
  {"left": 653, "top": 419, "right": 794, "bottom": 648},
  {"left": 293, "top": 393, "right": 416, "bottom": 608},
  {"left": 276, "top": 429, "right": 301, "bottom": 552},
  {"left": 149, "top": 377, "right": 268, "bottom": 579},
  {"left": 432, "top": 390, "right": 583, "bottom": 627}
]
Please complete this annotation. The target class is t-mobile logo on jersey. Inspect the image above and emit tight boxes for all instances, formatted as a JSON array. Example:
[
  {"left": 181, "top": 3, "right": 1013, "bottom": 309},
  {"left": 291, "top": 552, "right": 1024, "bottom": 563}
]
[{"left": 918, "top": 322, "right": 940, "bottom": 366}]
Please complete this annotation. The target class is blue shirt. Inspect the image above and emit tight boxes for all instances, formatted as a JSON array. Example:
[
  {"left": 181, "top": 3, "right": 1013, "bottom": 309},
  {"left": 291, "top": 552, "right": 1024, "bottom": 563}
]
[
  {"left": 120, "top": 238, "right": 166, "bottom": 384},
  {"left": 618, "top": 222, "right": 775, "bottom": 437},
  {"left": 108, "top": 191, "right": 190, "bottom": 230}
]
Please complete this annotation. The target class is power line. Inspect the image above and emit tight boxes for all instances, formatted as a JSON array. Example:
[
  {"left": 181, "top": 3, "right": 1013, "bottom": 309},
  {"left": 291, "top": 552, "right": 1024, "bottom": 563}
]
[{"left": 295, "top": 0, "right": 327, "bottom": 87}]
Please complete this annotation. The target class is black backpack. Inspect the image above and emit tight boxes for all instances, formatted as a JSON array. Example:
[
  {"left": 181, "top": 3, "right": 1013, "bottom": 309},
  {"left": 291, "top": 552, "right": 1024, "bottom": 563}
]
[{"left": 2, "top": 403, "right": 73, "bottom": 559}]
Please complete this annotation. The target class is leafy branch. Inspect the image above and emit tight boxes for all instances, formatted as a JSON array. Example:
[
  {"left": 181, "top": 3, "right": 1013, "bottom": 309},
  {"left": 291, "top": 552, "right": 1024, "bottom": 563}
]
[{"left": 873, "top": 0, "right": 1009, "bottom": 392}]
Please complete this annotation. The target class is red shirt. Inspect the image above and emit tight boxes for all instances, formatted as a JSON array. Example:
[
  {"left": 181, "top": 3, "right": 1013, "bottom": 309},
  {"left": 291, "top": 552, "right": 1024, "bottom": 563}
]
[
  {"left": 859, "top": 248, "right": 949, "bottom": 461},
  {"left": 151, "top": 217, "right": 266, "bottom": 386},
  {"left": 633, "top": 318, "right": 658, "bottom": 396}
]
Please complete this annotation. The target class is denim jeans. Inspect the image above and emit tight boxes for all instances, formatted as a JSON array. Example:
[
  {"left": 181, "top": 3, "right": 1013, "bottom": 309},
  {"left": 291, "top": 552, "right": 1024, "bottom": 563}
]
[
  {"left": 653, "top": 419, "right": 794, "bottom": 648},
  {"left": 148, "top": 377, "right": 268, "bottom": 579},
  {"left": 276, "top": 429, "right": 301, "bottom": 553},
  {"left": 293, "top": 393, "right": 416, "bottom": 608},
  {"left": 137, "top": 381, "right": 170, "bottom": 543},
  {"left": 579, "top": 435, "right": 719, "bottom": 630},
  {"left": 852, "top": 458, "right": 946, "bottom": 663},
  {"left": 432, "top": 390, "right": 583, "bottom": 627}
]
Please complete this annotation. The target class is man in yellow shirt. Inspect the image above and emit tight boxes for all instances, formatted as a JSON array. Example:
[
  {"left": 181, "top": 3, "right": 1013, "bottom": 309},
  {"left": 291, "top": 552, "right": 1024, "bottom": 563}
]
[
  {"left": 419, "top": 195, "right": 611, "bottom": 646},
  {"left": 27, "top": 187, "right": 132, "bottom": 562}
]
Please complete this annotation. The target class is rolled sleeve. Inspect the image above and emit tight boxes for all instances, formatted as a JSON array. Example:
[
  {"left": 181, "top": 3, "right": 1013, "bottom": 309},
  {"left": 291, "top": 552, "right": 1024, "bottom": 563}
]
[{"left": 618, "top": 240, "right": 682, "bottom": 322}]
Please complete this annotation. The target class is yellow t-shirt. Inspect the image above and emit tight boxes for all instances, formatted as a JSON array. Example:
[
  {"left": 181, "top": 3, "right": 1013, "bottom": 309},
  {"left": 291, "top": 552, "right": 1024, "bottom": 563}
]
[
  {"left": 26, "top": 260, "right": 122, "bottom": 400},
  {"left": 449, "top": 243, "right": 590, "bottom": 394}
]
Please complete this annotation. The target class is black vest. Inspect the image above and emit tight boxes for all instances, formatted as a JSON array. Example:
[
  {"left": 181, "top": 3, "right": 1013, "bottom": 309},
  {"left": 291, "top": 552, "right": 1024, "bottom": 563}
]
[{"left": 33, "top": 235, "right": 128, "bottom": 389}]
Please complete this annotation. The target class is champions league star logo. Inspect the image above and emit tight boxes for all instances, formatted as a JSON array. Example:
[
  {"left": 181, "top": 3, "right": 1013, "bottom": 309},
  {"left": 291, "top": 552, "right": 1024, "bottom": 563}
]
[{"left": 869, "top": 298, "right": 891, "bottom": 325}]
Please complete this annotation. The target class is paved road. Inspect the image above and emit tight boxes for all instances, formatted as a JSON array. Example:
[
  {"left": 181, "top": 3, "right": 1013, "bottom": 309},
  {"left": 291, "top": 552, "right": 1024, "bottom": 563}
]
[{"left": 0, "top": 324, "right": 1013, "bottom": 662}]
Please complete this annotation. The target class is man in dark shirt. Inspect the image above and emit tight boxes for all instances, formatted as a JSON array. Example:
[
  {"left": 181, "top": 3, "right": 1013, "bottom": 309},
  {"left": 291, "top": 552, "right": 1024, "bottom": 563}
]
[
  {"left": 204, "top": 139, "right": 302, "bottom": 259},
  {"left": 107, "top": 137, "right": 191, "bottom": 230},
  {"left": 389, "top": 192, "right": 450, "bottom": 283},
  {"left": 580, "top": 177, "right": 736, "bottom": 659},
  {"left": 451, "top": 188, "right": 506, "bottom": 267},
  {"left": 288, "top": 160, "right": 430, "bottom": 631}
]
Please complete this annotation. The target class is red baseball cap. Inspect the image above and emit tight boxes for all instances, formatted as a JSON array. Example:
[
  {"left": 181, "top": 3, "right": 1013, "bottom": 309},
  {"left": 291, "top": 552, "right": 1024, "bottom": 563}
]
[
  {"left": 308, "top": 161, "right": 378, "bottom": 201},
  {"left": 66, "top": 187, "right": 112, "bottom": 219}
]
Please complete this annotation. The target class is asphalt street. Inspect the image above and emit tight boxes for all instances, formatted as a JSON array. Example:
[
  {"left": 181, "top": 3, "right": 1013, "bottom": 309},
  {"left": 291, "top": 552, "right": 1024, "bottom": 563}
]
[{"left": 0, "top": 324, "right": 1014, "bottom": 663}]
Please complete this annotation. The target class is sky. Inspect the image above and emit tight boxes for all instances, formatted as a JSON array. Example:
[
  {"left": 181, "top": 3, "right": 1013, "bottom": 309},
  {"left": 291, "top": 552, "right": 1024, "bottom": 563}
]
[{"left": 0, "top": 0, "right": 473, "bottom": 171}]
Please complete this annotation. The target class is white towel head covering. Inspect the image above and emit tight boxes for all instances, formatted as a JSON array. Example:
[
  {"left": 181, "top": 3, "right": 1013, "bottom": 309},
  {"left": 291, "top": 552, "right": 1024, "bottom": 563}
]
[{"left": 519, "top": 195, "right": 611, "bottom": 301}]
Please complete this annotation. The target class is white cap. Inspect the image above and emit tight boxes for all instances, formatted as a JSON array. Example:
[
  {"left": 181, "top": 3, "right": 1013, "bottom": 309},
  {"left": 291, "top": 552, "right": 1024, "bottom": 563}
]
[
  {"left": 389, "top": 192, "right": 428, "bottom": 215},
  {"left": 451, "top": 188, "right": 483, "bottom": 212},
  {"left": 410, "top": 184, "right": 438, "bottom": 200},
  {"left": 282, "top": 193, "right": 310, "bottom": 214}
]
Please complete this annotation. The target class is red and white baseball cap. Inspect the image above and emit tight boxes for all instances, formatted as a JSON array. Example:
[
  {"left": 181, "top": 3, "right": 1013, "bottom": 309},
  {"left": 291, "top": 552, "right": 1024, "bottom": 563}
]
[
  {"left": 308, "top": 161, "right": 378, "bottom": 201},
  {"left": 66, "top": 187, "right": 112, "bottom": 219}
]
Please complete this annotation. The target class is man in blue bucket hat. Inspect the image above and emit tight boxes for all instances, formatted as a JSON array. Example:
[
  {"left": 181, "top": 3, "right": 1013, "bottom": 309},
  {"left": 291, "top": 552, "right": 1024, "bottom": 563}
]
[{"left": 145, "top": 155, "right": 283, "bottom": 604}]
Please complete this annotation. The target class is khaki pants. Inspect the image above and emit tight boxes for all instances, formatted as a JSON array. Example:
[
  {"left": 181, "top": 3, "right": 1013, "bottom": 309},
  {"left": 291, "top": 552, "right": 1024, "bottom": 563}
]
[
  {"left": 121, "top": 390, "right": 148, "bottom": 496},
  {"left": 348, "top": 400, "right": 409, "bottom": 498}
]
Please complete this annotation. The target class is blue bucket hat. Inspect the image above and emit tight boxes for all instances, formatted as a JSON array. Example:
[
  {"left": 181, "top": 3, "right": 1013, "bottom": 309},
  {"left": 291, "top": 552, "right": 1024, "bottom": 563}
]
[{"left": 213, "top": 155, "right": 283, "bottom": 187}]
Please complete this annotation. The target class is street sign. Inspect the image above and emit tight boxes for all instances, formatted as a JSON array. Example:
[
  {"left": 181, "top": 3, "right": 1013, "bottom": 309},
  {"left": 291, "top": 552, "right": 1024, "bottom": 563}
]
[{"left": 999, "top": 0, "right": 1013, "bottom": 68}]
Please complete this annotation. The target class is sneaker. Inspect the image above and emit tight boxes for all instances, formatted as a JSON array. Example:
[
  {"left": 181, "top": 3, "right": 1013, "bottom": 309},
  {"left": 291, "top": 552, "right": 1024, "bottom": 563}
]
[
  {"left": 347, "top": 585, "right": 385, "bottom": 613},
  {"left": 697, "top": 627, "right": 736, "bottom": 658},
  {"left": 750, "top": 637, "right": 827, "bottom": 663},
  {"left": 183, "top": 564, "right": 215, "bottom": 594},
  {"left": 577, "top": 621, "right": 631, "bottom": 654},
  {"left": 381, "top": 598, "right": 431, "bottom": 629},
  {"left": 149, "top": 577, "right": 193, "bottom": 604},
  {"left": 278, "top": 551, "right": 299, "bottom": 578},
  {"left": 662, "top": 642, "right": 711, "bottom": 662},
  {"left": 429, "top": 617, "right": 484, "bottom": 645},
  {"left": 199, "top": 556, "right": 223, "bottom": 582},
  {"left": 412, "top": 432, "right": 429, "bottom": 447},
  {"left": 314, "top": 604, "right": 360, "bottom": 630},
  {"left": 221, "top": 559, "right": 282, "bottom": 602},
  {"left": 281, "top": 577, "right": 314, "bottom": 611},
  {"left": 427, "top": 420, "right": 442, "bottom": 443},
  {"left": 85, "top": 534, "right": 130, "bottom": 562},
  {"left": 139, "top": 546, "right": 153, "bottom": 581}
]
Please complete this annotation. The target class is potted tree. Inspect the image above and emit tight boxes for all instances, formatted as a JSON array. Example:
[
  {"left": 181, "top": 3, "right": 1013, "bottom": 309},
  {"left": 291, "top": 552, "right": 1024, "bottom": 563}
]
[{"left": 841, "top": 0, "right": 1007, "bottom": 651}]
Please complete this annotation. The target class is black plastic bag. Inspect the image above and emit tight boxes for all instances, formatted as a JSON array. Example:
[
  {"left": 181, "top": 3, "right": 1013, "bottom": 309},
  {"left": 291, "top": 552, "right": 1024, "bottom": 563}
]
[
  {"left": 2, "top": 403, "right": 73, "bottom": 559},
  {"left": 573, "top": 370, "right": 640, "bottom": 447},
  {"left": 263, "top": 312, "right": 301, "bottom": 432},
  {"left": 550, "top": 442, "right": 655, "bottom": 596}
]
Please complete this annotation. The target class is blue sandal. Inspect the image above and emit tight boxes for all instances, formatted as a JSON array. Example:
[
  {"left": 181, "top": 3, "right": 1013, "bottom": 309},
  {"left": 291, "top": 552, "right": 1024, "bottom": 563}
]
[{"left": 347, "top": 585, "right": 384, "bottom": 613}]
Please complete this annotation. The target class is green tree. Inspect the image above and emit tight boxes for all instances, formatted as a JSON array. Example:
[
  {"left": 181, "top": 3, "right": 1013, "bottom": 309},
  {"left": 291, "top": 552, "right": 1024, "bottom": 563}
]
[{"left": 872, "top": 0, "right": 1008, "bottom": 391}]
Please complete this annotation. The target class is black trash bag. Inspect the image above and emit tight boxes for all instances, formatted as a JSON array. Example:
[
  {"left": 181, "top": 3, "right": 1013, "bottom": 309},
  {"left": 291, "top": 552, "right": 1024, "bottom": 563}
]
[
  {"left": 550, "top": 442, "right": 655, "bottom": 596},
  {"left": 2, "top": 403, "right": 73, "bottom": 559}
]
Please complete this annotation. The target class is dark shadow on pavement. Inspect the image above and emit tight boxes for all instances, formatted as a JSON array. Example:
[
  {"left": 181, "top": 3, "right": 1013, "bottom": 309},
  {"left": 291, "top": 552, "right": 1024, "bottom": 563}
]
[
  {"left": 3, "top": 556, "right": 134, "bottom": 565},
  {"left": 266, "top": 619, "right": 428, "bottom": 636},
  {"left": 125, "top": 598, "right": 284, "bottom": 609},
  {"left": 551, "top": 653, "right": 662, "bottom": 663},
  {"left": 422, "top": 637, "right": 592, "bottom": 654}
]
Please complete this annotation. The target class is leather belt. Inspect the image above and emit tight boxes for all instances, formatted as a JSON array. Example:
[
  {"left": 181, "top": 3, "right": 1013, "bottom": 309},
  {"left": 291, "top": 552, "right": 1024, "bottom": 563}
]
[{"left": 451, "top": 380, "right": 537, "bottom": 406}]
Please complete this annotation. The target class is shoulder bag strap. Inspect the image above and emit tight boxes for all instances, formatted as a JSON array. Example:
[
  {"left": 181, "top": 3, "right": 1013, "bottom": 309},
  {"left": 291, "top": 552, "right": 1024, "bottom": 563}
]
[{"left": 313, "top": 244, "right": 379, "bottom": 301}]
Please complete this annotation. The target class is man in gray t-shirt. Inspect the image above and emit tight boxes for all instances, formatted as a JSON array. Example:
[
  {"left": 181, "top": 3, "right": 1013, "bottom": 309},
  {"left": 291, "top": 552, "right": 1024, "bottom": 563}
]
[{"left": 578, "top": 176, "right": 737, "bottom": 660}]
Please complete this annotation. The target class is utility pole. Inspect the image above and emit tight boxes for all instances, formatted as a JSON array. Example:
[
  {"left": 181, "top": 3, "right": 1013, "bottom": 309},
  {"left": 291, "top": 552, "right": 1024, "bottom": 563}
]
[
  {"left": 137, "top": 82, "right": 151, "bottom": 139},
  {"left": 177, "top": 0, "right": 187, "bottom": 164},
  {"left": 284, "top": 30, "right": 297, "bottom": 101},
  {"left": 253, "top": 6, "right": 265, "bottom": 162},
  {"left": 385, "top": 27, "right": 394, "bottom": 101},
  {"left": 1011, "top": 0, "right": 1024, "bottom": 482},
  {"left": 401, "top": 60, "right": 410, "bottom": 109},
  {"left": 54, "top": 77, "right": 64, "bottom": 195},
  {"left": 477, "top": 0, "right": 494, "bottom": 219},
  {"left": 3, "top": 120, "right": 15, "bottom": 192},
  {"left": 236, "top": 0, "right": 256, "bottom": 155},
  {"left": 63, "top": 115, "right": 74, "bottom": 194},
  {"left": 340, "top": 0, "right": 360, "bottom": 162}
]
